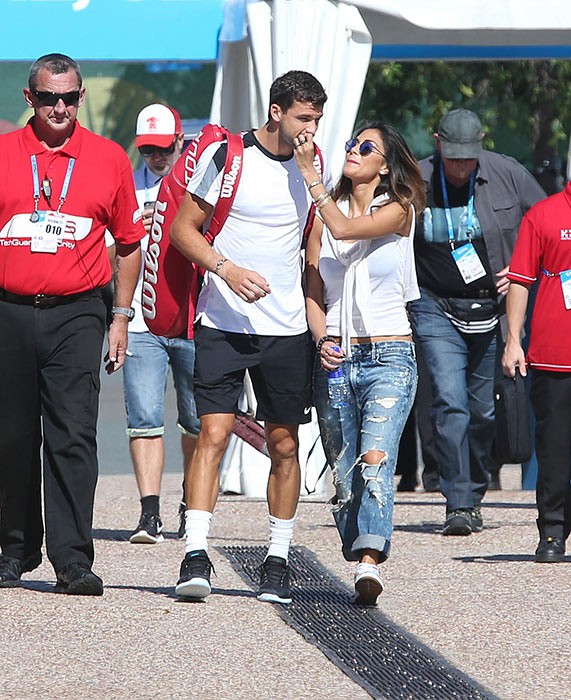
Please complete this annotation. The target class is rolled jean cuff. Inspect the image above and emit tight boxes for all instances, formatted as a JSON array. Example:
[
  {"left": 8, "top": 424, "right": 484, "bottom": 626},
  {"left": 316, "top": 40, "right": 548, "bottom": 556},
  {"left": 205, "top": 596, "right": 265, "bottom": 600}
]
[
  {"left": 126, "top": 426, "right": 164, "bottom": 438},
  {"left": 345, "top": 535, "right": 391, "bottom": 563},
  {"left": 177, "top": 422, "right": 200, "bottom": 438}
]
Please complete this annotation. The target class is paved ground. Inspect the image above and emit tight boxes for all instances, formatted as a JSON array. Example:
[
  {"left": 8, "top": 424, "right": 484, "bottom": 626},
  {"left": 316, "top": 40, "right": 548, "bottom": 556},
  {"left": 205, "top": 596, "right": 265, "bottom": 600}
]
[
  {"left": 2, "top": 373, "right": 569, "bottom": 699},
  {"left": 1, "top": 465, "right": 570, "bottom": 700}
]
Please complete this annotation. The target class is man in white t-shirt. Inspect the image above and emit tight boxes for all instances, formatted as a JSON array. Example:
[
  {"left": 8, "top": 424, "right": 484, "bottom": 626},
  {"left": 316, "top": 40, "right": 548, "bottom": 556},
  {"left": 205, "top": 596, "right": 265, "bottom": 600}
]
[
  {"left": 114, "top": 104, "right": 200, "bottom": 545},
  {"left": 170, "top": 70, "right": 329, "bottom": 604}
]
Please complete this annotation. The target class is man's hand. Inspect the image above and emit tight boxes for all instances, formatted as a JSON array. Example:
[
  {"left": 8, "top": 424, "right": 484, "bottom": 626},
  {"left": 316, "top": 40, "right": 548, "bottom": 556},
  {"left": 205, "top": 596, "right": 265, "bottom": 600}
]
[
  {"left": 496, "top": 265, "right": 510, "bottom": 296},
  {"left": 105, "top": 315, "right": 129, "bottom": 374},
  {"left": 502, "top": 339, "right": 527, "bottom": 378},
  {"left": 218, "top": 260, "right": 271, "bottom": 303},
  {"left": 141, "top": 202, "right": 155, "bottom": 235}
]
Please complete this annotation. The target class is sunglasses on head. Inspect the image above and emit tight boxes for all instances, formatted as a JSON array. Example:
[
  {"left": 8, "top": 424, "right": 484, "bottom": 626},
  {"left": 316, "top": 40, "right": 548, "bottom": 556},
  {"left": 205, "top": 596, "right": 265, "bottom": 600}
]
[
  {"left": 138, "top": 141, "right": 177, "bottom": 157},
  {"left": 32, "top": 90, "right": 81, "bottom": 107},
  {"left": 345, "top": 137, "right": 384, "bottom": 158}
]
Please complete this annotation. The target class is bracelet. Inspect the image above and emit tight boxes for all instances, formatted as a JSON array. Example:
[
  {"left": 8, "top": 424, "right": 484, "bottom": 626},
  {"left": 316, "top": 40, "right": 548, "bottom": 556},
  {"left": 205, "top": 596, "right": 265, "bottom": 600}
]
[
  {"left": 316, "top": 335, "right": 336, "bottom": 354},
  {"left": 213, "top": 257, "right": 228, "bottom": 275},
  {"left": 316, "top": 194, "right": 332, "bottom": 210},
  {"left": 307, "top": 180, "right": 321, "bottom": 191},
  {"left": 313, "top": 191, "right": 330, "bottom": 206}
]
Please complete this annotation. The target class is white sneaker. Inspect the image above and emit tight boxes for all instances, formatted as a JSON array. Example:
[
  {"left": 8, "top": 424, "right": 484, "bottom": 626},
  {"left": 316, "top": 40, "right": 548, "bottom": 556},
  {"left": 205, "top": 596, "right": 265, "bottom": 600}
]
[{"left": 354, "top": 563, "right": 383, "bottom": 606}]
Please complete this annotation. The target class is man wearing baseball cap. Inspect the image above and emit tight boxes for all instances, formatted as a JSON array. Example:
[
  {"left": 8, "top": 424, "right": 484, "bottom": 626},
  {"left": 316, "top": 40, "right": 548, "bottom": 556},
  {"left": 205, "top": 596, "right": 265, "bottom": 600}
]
[
  {"left": 111, "top": 103, "right": 200, "bottom": 545},
  {"left": 408, "top": 108, "right": 545, "bottom": 536}
]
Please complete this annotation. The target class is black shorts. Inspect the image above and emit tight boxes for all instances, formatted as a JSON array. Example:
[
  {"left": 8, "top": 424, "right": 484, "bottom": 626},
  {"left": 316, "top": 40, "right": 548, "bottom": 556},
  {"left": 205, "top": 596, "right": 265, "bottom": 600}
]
[{"left": 193, "top": 325, "right": 313, "bottom": 425}]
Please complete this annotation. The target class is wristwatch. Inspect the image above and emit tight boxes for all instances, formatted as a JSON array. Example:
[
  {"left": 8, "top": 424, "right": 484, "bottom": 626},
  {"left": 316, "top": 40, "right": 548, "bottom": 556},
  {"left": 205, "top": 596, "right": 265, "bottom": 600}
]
[{"left": 111, "top": 306, "right": 135, "bottom": 321}]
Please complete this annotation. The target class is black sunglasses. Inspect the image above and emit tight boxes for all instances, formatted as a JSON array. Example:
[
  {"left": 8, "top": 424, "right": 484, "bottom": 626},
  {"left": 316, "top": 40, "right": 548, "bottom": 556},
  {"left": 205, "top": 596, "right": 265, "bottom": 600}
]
[
  {"left": 32, "top": 90, "right": 81, "bottom": 107},
  {"left": 345, "top": 137, "right": 384, "bottom": 158},
  {"left": 138, "top": 141, "right": 177, "bottom": 157}
]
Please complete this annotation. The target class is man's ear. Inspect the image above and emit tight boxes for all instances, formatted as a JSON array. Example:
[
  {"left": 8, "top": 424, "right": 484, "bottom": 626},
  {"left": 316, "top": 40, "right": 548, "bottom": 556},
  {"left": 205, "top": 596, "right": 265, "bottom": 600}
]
[
  {"left": 269, "top": 103, "right": 282, "bottom": 123},
  {"left": 23, "top": 88, "right": 34, "bottom": 109}
]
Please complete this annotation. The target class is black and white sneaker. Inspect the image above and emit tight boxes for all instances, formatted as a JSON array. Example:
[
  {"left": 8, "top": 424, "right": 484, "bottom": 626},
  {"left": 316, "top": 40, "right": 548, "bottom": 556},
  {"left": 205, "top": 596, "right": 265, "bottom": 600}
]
[
  {"left": 177, "top": 501, "right": 186, "bottom": 540},
  {"left": 442, "top": 509, "right": 472, "bottom": 536},
  {"left": 257, "top": 555, "right": 292, "bottom": 605},
  {"left": 469, "top": 505, "right": 484, "bottom": 533},
  {"left": 129, "top": 512, "right": 164, "bottom": 544},
  {"left": 175, "top": 549, "right": 213, "bottom": 599}
]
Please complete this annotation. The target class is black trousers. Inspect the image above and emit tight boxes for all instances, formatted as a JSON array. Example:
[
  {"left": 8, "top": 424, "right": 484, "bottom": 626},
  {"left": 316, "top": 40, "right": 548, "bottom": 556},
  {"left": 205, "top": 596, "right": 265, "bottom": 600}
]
[
  {"left": 0, "top": 294, "right": 105, "bottom": 571},
  {"left": 530, "top": 369, "right": 571, "bottom": 540}
]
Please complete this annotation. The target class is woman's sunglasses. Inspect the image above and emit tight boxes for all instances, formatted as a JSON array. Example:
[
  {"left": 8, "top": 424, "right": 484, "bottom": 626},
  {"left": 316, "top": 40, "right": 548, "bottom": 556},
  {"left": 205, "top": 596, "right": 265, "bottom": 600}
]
[
  {"left": 138, "top": 141, "right": 177, "bottom": 157},
  {"left": 33, "top": 90, "right": 81, "bottom": 107},
  {"left": 345, "top": 137, "right": 384, "bottom": 158}
]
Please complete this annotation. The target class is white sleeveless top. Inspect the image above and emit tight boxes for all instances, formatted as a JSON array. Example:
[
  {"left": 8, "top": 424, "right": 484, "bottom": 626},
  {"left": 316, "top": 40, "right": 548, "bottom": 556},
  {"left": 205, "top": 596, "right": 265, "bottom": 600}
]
[{"left": 319, "top": 196, "right": 419, "bottom": 356}]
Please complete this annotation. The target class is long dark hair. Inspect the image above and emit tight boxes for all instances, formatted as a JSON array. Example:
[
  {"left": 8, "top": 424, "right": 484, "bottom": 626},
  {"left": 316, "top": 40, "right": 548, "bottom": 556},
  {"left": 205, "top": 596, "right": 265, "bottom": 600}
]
[{"left": 332, "top": 122, "right": 426, "bottom": 215}]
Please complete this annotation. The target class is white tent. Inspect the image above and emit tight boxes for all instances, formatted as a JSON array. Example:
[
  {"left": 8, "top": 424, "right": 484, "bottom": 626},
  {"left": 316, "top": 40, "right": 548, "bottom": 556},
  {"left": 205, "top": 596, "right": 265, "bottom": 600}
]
[{"left": 211, "top": 0, "right": 571, "bottom": 177}]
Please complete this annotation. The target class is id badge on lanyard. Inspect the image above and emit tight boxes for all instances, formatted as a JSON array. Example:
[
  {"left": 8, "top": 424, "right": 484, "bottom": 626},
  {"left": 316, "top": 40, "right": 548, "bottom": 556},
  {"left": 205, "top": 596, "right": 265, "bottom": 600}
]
[
  {"left": 440, "top": 163, "right": 486, "bottom": 284},
  {"left": 452, "top": 243, "right": 487, "bottom": 284},
  {"left": 30, "top": 211, "right": 65, "bottom": 253},
  {"left": 560, "top": 270, "right": 571, "bottom": 309},
  {"left": 29, "top": 155, "right": 75, "bottom": 254}
]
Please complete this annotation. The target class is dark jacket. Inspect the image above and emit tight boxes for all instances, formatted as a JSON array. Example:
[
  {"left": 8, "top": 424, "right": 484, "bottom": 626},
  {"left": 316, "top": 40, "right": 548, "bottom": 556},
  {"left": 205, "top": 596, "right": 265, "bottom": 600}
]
[{"left": 419, "top": 150, "right": 546, "bottom": 279}]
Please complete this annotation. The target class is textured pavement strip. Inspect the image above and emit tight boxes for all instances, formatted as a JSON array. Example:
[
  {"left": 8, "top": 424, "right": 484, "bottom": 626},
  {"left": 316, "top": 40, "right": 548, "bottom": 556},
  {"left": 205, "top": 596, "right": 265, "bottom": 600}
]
[{"left": 1, "top": 465, "right": 570, "bottom": 700}]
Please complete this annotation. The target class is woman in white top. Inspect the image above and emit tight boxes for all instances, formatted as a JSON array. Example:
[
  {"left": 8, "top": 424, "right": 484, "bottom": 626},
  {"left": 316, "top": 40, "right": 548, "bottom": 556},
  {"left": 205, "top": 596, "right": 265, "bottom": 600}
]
[{"left": 294, "top": 122, "right": 426, "bottom": 605}]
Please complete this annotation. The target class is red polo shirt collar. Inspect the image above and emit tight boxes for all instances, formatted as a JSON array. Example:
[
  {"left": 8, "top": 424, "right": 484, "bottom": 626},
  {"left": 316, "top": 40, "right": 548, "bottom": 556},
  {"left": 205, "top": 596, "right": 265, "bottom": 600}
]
[{"left": 22, "top": 117, "right": 83, "bottom": 158}]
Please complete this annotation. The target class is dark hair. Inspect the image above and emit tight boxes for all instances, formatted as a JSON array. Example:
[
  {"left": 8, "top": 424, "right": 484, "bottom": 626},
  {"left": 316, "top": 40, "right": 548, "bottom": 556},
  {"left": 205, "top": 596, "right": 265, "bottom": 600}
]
[
  {"left": 29, "top": 53, "right": 82, "bottom": 90},
  {"left": 267, "top": 70, "right": 327, "bottom": 120},
  {"left": 332, "top": 122, "right": 426, "bottom": 215}
]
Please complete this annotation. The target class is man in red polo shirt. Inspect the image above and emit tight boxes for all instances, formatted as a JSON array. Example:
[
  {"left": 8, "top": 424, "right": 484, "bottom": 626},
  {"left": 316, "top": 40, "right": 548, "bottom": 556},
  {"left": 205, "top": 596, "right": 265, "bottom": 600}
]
[
  {"left": 502, "top": 182, "right": 571, "bottom": 563},
  {"left": 0, "top": 53, "right": 144, "bottom": 594}
]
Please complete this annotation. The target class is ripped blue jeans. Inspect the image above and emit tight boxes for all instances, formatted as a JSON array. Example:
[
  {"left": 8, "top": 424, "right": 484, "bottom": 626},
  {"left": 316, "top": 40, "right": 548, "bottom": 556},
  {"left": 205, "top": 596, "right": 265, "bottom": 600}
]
[{"left": 314, "top": 341, "right": 417, "bottom": 562}]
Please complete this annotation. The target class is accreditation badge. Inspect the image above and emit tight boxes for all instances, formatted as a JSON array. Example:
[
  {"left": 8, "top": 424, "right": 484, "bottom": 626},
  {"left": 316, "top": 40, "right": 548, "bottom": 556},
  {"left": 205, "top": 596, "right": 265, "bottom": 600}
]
[
  {"left": 451, "top": 243, "right": 486, "bottom": 284},
  {"left": 30, "top": 211, "right": 66, "bottom": 254},
  {"left": 560, "top": 270, "right": 571, "bottom": 310}
]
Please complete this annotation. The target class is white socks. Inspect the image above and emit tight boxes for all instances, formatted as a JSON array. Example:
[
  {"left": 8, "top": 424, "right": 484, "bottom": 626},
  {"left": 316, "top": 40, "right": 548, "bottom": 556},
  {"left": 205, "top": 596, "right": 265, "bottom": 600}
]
[
  {"left": 266, "top": 515, "right": 296, "bottom": 562},
  {"left": 185, "top": 509, "right": 213, "bottom": 554},
  {"left": 185, "top": 510, "right": 295, "bottom": 560}
]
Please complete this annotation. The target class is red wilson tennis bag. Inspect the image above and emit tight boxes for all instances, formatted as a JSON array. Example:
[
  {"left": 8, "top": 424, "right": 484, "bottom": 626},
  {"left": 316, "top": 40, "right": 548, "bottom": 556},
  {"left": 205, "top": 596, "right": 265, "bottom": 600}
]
[
  {"left": 141, "top": 127, "right": 323, "bottom": 339},
  {"left": 141, "top": 124, "right": 244, "bottom": 339}
]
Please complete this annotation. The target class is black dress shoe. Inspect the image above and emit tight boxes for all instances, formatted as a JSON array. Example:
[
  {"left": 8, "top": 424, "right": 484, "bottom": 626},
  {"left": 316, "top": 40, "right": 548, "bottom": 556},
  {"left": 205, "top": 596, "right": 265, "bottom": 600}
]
[
  {"left": 535, "top": 537, "right": 565, "bottom": 563},
  {"left": 0, "top": 552, "right": 42, "bottom": 588},
  {"left": 54, "top": 562, "right": 103, "bottom": 596}
]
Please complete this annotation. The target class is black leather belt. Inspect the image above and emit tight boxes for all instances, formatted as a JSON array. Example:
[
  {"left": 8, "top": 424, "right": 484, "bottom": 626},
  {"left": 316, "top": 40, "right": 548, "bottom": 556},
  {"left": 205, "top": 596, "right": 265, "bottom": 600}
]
[{"left": 0, "top": 288, "right": 100, "bottom": 308}]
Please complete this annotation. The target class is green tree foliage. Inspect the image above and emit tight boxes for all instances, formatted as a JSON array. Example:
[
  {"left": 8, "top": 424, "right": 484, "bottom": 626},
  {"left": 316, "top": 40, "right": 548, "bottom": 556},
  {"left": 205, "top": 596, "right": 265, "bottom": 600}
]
[{"left": 359, "top": 60, "right": 571, "bottom": 191}]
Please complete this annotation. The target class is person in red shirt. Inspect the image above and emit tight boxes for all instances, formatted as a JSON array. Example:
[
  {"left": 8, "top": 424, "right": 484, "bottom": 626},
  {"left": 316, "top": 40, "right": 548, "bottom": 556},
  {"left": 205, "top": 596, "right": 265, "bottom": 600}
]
[
  {"left": 0, "top": 53, "right": 144, "bottom": 594},
  {"left": 502, "top": 182, "right": 571, "bottom": 562}
]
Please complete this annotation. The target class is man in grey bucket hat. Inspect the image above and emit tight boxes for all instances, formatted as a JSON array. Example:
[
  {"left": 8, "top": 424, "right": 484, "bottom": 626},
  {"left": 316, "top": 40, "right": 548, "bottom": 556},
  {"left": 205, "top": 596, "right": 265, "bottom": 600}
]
[{"left": 406, "top": 108, "right": 545, "bottom": 536}]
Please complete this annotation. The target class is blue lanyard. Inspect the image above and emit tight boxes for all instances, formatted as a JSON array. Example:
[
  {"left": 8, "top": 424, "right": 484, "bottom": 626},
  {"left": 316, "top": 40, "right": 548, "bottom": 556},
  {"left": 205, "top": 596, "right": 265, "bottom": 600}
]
[
  {"left": 143, "top": 165, "right": 151, "bottom": 204},
  {"left": 30, "top": 155, "right": 76, "bottom": 218},
  {"left": 439, "top": 161, "right": 476, "bottom": 250}
]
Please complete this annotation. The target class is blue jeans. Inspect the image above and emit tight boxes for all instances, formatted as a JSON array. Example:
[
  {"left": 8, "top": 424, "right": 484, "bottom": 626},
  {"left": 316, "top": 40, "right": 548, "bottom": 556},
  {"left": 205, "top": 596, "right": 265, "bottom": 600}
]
[
  {"left": 314, "top": 341, "right": 417, "bottom": 561},
  {"left": 123, "top": 331, "right": 200, "bottom": 437},
  {"left": 409, "top": 291, "right": 496, "bottom": 512}
]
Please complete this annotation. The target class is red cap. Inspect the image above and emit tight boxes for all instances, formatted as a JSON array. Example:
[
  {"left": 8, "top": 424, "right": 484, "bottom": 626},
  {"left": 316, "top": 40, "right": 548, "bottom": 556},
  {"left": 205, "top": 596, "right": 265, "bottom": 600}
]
[{"left": 135, "top": 104, "right": 182, "bottom": 148}]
